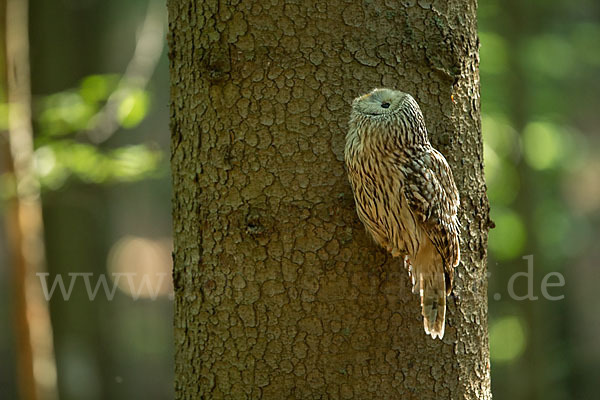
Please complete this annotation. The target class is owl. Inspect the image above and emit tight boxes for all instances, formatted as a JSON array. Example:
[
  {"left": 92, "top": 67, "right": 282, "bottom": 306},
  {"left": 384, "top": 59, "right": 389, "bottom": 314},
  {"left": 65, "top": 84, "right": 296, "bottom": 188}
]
[{"left": 344, "top": 88, "right": 460, "bottom": 339}]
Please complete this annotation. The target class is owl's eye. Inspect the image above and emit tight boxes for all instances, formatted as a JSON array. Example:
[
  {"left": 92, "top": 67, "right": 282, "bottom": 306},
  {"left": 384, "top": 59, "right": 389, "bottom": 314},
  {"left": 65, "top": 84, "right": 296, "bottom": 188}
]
[{"left": 381, "top": 102, "right": 390, "bottom": 109}]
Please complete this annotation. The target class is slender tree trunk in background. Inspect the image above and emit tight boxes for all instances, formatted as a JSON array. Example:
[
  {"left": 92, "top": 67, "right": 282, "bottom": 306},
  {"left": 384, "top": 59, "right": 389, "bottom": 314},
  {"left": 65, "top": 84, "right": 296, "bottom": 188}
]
[
  {"left": 169, "top": 0, "right": 491, "bottom": 398},
  {"left": 2, "top": 0, "right": 58, "bottom": 399}
]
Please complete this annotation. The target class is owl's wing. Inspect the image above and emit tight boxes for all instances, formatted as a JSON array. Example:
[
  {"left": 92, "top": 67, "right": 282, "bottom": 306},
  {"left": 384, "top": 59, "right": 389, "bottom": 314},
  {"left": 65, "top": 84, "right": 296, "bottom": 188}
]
[{"left": 399, "top": 147, "right": 460, "bottom": 292}]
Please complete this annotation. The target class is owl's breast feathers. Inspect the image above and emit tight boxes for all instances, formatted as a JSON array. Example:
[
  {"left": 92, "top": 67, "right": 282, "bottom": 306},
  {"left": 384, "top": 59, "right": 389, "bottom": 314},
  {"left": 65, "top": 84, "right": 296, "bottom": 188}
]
[{"left": 346, "top": 142, "right": 460, "bottom": 288}]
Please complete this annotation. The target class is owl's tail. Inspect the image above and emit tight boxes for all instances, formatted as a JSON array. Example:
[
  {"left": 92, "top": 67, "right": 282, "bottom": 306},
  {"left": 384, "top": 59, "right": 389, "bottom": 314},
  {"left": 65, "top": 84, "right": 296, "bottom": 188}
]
[
  {"left": 409, "top": 245, "right": 447, "bottom": 340},
  {"left": 419, "top": 272, "right": 446, "bottom": 339}
]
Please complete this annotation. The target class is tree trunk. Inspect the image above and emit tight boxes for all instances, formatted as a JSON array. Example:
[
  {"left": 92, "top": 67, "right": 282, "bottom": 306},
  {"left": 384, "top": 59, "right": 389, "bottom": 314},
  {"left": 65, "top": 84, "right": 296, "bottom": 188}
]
[
  {"left": 168, "top": 0, "right": 491, "bottom": 399},
  {"left": 3, "top": 0, "right": 58, "bottom": 398}
]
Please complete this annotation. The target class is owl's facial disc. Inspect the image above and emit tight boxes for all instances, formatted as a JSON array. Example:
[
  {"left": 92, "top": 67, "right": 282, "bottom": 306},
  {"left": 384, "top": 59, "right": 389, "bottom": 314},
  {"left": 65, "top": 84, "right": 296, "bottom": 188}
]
[{"left": 353, "top": 88, "right": 406, "bottom": 117}]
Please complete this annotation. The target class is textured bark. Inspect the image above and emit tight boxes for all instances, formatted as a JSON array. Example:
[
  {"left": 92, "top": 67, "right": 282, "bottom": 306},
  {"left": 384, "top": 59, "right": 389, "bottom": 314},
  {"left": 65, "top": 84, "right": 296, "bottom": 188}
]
[{"left": 169, "top": 0, "right": 491, "bottom": 399}]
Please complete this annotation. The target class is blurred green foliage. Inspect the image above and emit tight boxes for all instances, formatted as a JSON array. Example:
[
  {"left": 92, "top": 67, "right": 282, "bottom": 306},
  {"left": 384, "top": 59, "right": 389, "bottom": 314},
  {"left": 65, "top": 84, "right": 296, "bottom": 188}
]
[
  {"left": 481, "top": 0, "right": 600, "bottom": 398},
  {"left": 38, "top": 74, "right": 118, "bottom": 137},
  {"left": 489, "top": 315, "right": 527, "bottom": 363},
  {"left": 1, "top": 73, "right": 164, "bottom": 192},
  {"left": 0, "top": 1, "right": 172, "bottom": 399},
  {"left": 80, "top": 74, "right": 119, "bottom": 104},
  {"left": 34, "top": 141, "right": 161, "bottom": 189},
  {"left": 118, "top": 89, "right": 150, "bottom": 128},
  {"left": 488, "top": 207, "right": 527, "bottom": 260},
  {"left": 522, "top": 121, "right": 569, "bottom": 170}
]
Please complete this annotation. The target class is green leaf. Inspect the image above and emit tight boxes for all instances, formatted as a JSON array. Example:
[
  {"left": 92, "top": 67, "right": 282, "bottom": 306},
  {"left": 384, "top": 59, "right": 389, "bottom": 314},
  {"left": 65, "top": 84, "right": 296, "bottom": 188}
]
[
  {"left": 118, "top": 89, "right": 150, "bottom": 129},
  {"left": 79, "top": 74, "right": 120, "bottom": 104}
]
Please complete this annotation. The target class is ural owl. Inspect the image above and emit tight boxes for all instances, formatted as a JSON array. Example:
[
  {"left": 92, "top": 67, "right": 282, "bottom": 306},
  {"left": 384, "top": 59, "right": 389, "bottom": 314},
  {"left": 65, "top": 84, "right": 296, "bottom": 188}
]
[{"left": 344, "top": 88, "right": 461, "bottom": 339}]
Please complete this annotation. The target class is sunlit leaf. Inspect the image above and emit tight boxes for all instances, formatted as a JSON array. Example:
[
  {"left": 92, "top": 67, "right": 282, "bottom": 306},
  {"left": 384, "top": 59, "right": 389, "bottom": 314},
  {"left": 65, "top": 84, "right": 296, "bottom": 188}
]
[
  {"left": 34, "top": 140, "right": 163, "bottom": 189},
  {"left": 79, "top": 74, "right": 120, "bottom": 104},
  {"left": 59, "top": 141, "right": 108, "bottom": 183},
  {"left": 33, "top": 146, "right": 68, "bottom": 190},
  {"left": 110, "top": 144, "right": 163, "bottom": 181},
  {"left": 490, "top": 315, "right": 527, "bottom": 363},
  {"left": 118, "top": 89, "right": 150, "bottom": 129},
  {"left": 39, "top": 92, "right": 96, "bottom": 137}
]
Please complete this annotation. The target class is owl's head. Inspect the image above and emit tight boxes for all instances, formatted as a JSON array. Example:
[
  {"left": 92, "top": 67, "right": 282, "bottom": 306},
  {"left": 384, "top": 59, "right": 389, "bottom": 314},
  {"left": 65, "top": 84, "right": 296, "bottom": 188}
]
[
  {"left": 351, "top": 88, "right": 413, "bottom": 118},
  {"left": 347, "top": 88, "right": 429, "bottom": 147}
]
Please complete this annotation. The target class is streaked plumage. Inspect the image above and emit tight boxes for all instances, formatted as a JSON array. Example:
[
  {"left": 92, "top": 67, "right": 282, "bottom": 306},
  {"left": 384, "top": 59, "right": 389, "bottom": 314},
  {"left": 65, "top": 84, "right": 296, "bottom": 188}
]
[{"left": 344, "top": 88, "right": 460, "bottom": 339}]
